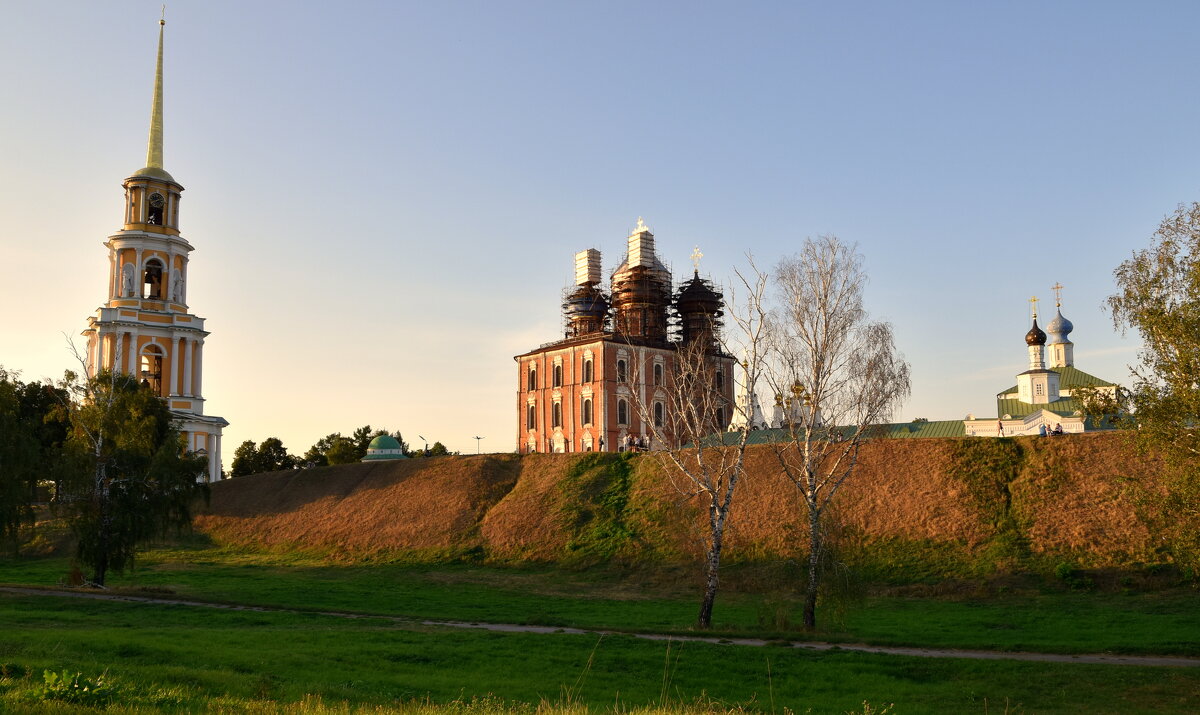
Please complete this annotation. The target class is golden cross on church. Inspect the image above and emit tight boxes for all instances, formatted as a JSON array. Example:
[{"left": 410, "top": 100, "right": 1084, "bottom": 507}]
[
  {"left": 1030, "top": 295, "right": 1040, "bottom": 318},
  {"left": 1052, "top": 282, "right": 1064, "bottom": 307},
  {"left": 691, "top": 245, "right": 703, "bottom": 272}
]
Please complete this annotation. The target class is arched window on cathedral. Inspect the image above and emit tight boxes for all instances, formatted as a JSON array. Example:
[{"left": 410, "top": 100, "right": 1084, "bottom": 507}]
[
  {"left": 553, "top": 364, "right": 563, "bottom": 388},
  {"left": 582, "top": 358, "right": 593, "bottom": 383},
  {"left": 552, "top": 402, "right": 562, "bottom": 428},
  {"left": 527, "top": 404, "right": 536, "bottom": 430},
  {"left": 653, "top": 401, "right": 664, "bottom": 428},
  {"left": 528, "top": 366, "right": 537, "bottom": 391},
  {"left": 617, "top": 399, "right": 629, "bottom": 425},
  {"left": 653, "top": 363, "right": 663, "bottom": 386},
  {"left": 582, "top": 398, "right": 593, "bottom": 426},
  {"left": 140, "top": 344, "right": 165, "bottom": 395},
  {"left": 143, "top": 258, "right": 165, "bottom": 300},
  {"left": 616, "top": 359, "right": 627, "bottom": 383},
  {"left": 715, "top": 369, "right": 724, "bottom": 390}
]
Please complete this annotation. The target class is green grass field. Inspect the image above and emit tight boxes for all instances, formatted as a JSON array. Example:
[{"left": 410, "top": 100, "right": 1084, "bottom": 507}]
[
  {"left": 1, "top": 545, "right": 1198, "bottom": 712},
  {"left": 2, "top": 544, "right": 1195, "bottom": 655},
  {"left": 1, "top": 593, "right": 1198, "bottom": 714}
]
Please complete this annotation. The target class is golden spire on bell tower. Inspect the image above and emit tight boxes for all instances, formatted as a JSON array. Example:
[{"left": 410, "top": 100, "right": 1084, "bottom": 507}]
[
  {"left": 145, "top": 9, "right": 166, "bottom": 171},
  {"left": 134, "top": 8, "right": 174, "bottom": 182}
]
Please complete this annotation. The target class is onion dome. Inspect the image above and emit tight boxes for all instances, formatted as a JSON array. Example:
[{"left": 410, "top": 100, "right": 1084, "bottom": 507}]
[
  {"left": 1025, "top": 318, "right": 1047, "bottom": 346},
  {"left": 1046, "top": 308, "right": 1074, "bottom": 344},
  {"left": 675, "top": 271, "right": 722, "bottom": 315},
  {"left": 675, "top": 271, "right": 724, "bottom": 344},
  {"left": 563, "top": 283, "right": 610, "bottom": 337},
  {"left": 362, "top": 435, "right": 408, "bottom": 461}
]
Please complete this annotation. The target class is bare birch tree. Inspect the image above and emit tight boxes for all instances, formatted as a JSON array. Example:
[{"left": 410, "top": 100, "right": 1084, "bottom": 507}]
[
  {"left": 626, "top": 268, "right": 770, "bottom": 629},
  {"left": 761, "top": 236, "right": 910, "bottom": 630}
]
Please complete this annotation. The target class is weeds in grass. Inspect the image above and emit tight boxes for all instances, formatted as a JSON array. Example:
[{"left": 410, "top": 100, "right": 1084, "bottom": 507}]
[{"left": 33, "top": 668, "right": 113, "bottom": 706}]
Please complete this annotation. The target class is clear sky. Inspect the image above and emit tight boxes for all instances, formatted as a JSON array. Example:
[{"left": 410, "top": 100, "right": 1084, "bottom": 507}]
[{"left": 2, "top": 1, "right": 1198, "bottom": 461}]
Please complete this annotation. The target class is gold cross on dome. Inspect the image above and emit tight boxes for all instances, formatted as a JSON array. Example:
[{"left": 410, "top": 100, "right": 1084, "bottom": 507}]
[
  {"left": 691, "top": 245, "right": 703, "bottom": 271},
  {"left": 1030, "top": 295, "right": 1040, "bottom": 318},
  {"left": 1051, "top": 282, "right": 1064, "bottom": 307},
  {"left": 636, "top": 216, "right": 648, "bottom": 233}
]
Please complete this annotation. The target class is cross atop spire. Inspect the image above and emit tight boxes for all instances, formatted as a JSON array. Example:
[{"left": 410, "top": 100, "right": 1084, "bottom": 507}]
[
  {"left": 690, "top": 245, "right": 703, "bottom": 272},
  {"left": 1052, "top": 282, "right": 1064, "bottom": 307},
  {"left": 1030, "top": 295, "right": 1039, "bottom": 319}
]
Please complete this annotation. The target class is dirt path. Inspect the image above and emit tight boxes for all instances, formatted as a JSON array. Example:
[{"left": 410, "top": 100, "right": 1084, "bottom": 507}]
[{"left": 3, "top": 586, "right": 1198, "bottom": 668}]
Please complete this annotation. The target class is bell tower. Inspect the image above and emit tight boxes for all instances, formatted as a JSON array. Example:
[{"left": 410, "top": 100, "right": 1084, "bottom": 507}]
[{"left": 81, "top": 17, "right": 227, "bottom": 482}]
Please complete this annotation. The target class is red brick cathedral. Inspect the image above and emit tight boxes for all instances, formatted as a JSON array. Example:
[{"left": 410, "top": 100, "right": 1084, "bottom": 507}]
[{"left": 514, "top": 220, "right": 735, "bottom": 453}]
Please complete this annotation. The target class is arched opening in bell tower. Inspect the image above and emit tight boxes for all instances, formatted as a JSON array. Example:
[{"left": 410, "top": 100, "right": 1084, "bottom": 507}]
[
  {"left": 140, "top": 344, "right": 165, "bottom": 395},
  {"left": 143, "top": 258, "right": 165, "bottom": 299},
  {"left": 147, "top": 192, "right": 166, "bottom": 225}
]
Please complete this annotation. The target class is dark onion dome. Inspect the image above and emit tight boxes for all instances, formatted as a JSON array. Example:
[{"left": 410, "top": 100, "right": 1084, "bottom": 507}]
[
  {"left": 563, "top": 282, "right": 609, "bottom": 319},
  {"left": 675, "top": 271, "right": 723, "bottom": 315},
  {"left": 1025, "top": 318, "right": 1047, "bottom": 346},
  {"left": 1046, "top": 308, "right": 1074, "bottom": 343}
]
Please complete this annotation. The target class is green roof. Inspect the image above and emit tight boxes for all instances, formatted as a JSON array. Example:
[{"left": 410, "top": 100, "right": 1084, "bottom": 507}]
[
  {"left": 994, "top": 396, "right": 1086, "bottom": 419},
  {"left": 997, "top": 366, "right": 1117, "bottom": 396},
  {"left": 716, "top": 420, "right": 966, "bottom": 445}
]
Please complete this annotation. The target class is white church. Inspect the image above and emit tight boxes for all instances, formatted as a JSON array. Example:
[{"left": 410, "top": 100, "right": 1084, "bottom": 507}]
[{"left": 728, "top": 286, "right": 1120, "bottom": 440}]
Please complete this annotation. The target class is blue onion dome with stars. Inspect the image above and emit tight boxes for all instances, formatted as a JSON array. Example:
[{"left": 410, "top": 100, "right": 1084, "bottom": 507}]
[{"left": 1046, "top": 308, "right": 1073, "bottom": 344}]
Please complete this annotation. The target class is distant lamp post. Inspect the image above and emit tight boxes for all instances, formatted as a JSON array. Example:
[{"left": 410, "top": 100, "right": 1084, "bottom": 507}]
[
  {"left": 418, "top": 435, "right": 429, "bottom": 457},
  {"left": 474, "top": 436, "right": 484, "bottom": 454}
]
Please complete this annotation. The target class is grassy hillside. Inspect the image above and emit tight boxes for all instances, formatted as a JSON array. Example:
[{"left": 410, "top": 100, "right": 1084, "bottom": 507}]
[{"left": 195, "top": 433, "right": 1160, "bottom": 576}]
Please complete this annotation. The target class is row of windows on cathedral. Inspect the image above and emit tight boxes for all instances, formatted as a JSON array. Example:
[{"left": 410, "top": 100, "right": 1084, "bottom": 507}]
[
  {"left": 528, "top": 398, "right": 669, "bottom": 430},
  {"left": 526, "top": 398, "right": 726, "bottom": 432},
  {"left": 527, "top": 360, "right": 723, "bottom": 390}
]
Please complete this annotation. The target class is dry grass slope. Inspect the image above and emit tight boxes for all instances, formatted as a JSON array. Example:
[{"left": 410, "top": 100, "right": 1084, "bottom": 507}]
[{"left": 195, "top": 433, "right": 1160, "bottom": 568}]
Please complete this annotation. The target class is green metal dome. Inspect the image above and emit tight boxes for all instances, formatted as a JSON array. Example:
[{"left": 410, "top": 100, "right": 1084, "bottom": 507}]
[
  {"left": 362, "top": 435, "right": 407, "bottom": 461},
  {"left": 368, "top": 435, "right": 401, "bottom": 451}
]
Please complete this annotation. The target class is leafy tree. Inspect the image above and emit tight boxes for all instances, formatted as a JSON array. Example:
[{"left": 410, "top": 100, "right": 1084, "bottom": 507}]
[
  {"left": 257, "top": 438, "right": 296, "bottom": 472},
  {"left": 0, "top": 368, "right": 39, "bottom": 548},
  {"left": 1107, "top": 202, "right": 1200, "bottom": 573},
  {"left": 324, "top": 437, "right": 359, "bottom": 465},
  {"left": 0, "top": 368, "right": 71, "bottom": 550},
  {"left": 301, "top": 433, "right": 340, "bottom": 468},
  {"left": 59, "top": 370, "right": 207, "bottom": 585},
  {"left": 427, "top": 441, "right": 449, "bottom": 457},
  {"left": 14, "top": 378, "right": 70, "bottom": 501},
  {"left": 230, "top": 438, "right": 296, "bottom": 477},
  {"left": 230, "top": 440, "right": 260, "bottom": 478},
  {"left": 350, "top": 425, "right": 375, "bottom": 459}
]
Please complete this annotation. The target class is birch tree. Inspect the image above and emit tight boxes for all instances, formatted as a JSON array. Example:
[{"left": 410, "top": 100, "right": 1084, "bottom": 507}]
[
  {"left": 1107, "top": 202, "right": 1200, "bottom": 572},
  {"left": 763, "top": 236, "right": 910, "bottom": 630},
  {"left": 626, "top": 268, "right": 770, "bottom": 629}
]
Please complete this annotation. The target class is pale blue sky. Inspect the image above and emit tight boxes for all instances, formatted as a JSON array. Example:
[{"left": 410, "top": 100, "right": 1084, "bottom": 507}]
[{"left": 2, "top": 1, "right": 1197, "bottom": 458}]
